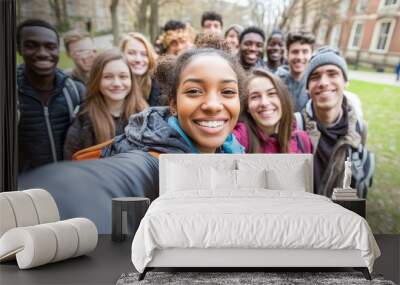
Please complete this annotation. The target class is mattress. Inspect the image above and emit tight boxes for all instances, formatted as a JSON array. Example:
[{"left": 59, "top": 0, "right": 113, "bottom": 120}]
[{"left": 131, "top": 190, "right": 380, "bottom": 273}]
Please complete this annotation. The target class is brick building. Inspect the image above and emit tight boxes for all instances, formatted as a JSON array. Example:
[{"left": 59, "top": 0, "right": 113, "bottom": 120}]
[
  {"left": 281, "top": 0, "right": 400, "bottom": 68},
  {"left": 340, "top": 0, "right": 400, "bottom": 68}
]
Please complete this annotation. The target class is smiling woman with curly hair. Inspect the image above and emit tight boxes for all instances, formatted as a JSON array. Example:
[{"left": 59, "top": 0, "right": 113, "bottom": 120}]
[{"left": 19, "top": 48, "right": 248, "bottom": 234}]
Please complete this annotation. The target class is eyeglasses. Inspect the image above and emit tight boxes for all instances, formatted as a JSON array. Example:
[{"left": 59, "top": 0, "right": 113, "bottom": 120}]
[{"left": 71, "top": 49, "right": 94, "bottom": 59}]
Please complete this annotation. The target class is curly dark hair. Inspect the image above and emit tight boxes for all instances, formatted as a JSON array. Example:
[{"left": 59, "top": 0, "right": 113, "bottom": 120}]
[
  {"left": 267, "top": 30, "right": 285, "bottom": 45},
  {"left": 163, "top": 20, "right": 186, "bottom": 32},
  {"left": 201, "top": 11, "right": 223, "bottom": 27},
  {"left": 153, "top": 54, "right": 177, "bottom": 106},
  {"left": 286, "top": 30, "right": 315, "bottom": 51},
  {"left": 194, "top": 32, "right": 230, "bottom": 52},
  {"left": 239, "top": 26, "right": 265, "bottom": 44},
  {"left": 154, "top": 48, "right": 247, "bottom": 110}
]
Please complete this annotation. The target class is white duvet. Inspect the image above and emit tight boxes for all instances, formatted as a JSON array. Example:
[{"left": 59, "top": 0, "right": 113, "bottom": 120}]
[{"left": 131, "top": 190, "right": 380, "bottom": 273}]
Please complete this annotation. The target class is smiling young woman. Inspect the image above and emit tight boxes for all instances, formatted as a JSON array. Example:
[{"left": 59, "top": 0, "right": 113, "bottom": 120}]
[
  {"left": 120, "top": 33, "right": 161, "bottom": 106},
  {"left": 233, "top": 68, "right": 312, "bottom": 154},
  {"left": 19, "top": 48, "right": 247, "bottom": 233},
  {"left": 63, "top": 49, "right": 148, "bottom": 160}
]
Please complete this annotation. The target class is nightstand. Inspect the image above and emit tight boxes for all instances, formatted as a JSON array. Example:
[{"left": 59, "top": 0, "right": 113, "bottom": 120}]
[
  {"left": 332, "top": 198, "right": 366, "bottom": 218},
  {"left": 112, "top": 197, "right": 150, "bottom": 242}
]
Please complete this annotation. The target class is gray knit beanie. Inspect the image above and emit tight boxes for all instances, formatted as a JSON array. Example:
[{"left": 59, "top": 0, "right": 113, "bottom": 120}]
[{"left": 303, "top": 46, "right": 348, "bottom": 89}]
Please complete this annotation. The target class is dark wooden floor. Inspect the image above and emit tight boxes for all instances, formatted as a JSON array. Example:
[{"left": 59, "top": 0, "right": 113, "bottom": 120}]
[{"left": 0, "top": 235, "right": 398, "bottom": 285}]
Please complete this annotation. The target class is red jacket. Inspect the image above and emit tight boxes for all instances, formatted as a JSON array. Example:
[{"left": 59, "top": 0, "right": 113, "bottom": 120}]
[{"left": 233, "top": 121, "right": 313, "bottom": 154}]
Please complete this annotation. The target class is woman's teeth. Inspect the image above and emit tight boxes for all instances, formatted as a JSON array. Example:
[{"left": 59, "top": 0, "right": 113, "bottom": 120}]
[
  {"left": 260, "top": 110, "right": 275, "bottom": 116},
  {"left": 196, "top": 120, "right": 225, "bottom": 128}
]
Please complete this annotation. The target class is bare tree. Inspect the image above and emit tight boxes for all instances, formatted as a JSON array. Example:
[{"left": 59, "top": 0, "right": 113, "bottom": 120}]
[
  {"left": 48, "top": 0, "right": 69, "bottom": 31},
  {"left": 48, "top": 0, "right": 62, "bottom": 30},
  {"left": 110, "top": 0, "right": 120, "bottom": 46},
  {"left": 61, "top": 0, "right": 69, "bottom": 31},
  {"left": 311, "top": 0, "right": 341, "bottom": 44},
  {"left": 136, "top": 0, "right": 150, "bottom": 35},
  {"left": 149, "top": 0, "right": 159, "bottom": 42},
  {"left": 278, "top": 0, "right": 296, "bottom": 30},
  {"left": 301, "top": 0, "right": 307, "bottom": 29},
  {"left": 124, "top": 0, "right": 182, "bottom": 42}
]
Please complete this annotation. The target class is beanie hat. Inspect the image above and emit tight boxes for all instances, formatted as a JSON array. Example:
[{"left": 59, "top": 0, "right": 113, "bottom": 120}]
[{"left": 303, "top": 46, "right": 348, "bottom": 88}]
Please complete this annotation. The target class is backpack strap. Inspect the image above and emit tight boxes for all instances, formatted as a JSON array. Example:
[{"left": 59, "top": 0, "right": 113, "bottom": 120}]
[
  {"left": 63, "top": 78, "right": 81, "bottom": 123},
  {"left": 294, "top": 132, "right": 305, "bottom": 153},
  {"left": 62, "top": 87, "right": 75, "bottom": 123},
  {"left": 356, "top": 119, "right": 368, "bottom": 145},
  {"left": 294, "top": 112, "right": 304, "bottom": 130},
  {"left": 65, "top": 78, "right": 81, "bottom": 105}
]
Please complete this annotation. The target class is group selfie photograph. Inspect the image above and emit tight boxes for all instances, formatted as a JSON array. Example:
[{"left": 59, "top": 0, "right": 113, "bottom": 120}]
[{"left": 0, "top": 0, "right": 399, "bottom": 284}]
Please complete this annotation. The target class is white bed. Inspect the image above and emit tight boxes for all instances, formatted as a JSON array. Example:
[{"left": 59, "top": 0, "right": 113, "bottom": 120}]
[{"left": 131, "top": 154, "right": 380, "bottom": 280}]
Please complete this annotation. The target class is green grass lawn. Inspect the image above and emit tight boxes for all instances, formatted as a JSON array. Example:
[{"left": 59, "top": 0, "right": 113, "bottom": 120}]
[
  {"left": 347, "top": 80, "right": 400, "bottom": 234},
  {"left": 348, "top": 64, "right": 393, "bottom": 74}
]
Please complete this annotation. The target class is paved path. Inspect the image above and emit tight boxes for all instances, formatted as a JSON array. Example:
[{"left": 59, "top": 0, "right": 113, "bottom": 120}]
[{"left": 349, "top": 70, "right": 400, "bottom": 86}]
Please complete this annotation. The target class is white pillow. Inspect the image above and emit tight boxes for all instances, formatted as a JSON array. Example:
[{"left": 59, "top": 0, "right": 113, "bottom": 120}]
[
  {"left": 236, "top": 169, "right": 267, "bottom": 189},
  {"left": 266, "top": 165, "right": 306, "bottom": 191},
  {"left": 167, "top": 162, "right": 212, "bottom": 192},
  {"left": 211, "top": 169, "right": 267, "bottom": 190},
  {"left": 212, "top": 168, "right": 236, "bottom": 190}
]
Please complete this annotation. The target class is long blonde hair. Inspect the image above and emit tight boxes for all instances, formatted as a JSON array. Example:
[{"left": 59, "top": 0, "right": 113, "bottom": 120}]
[
  {"left": 120, "top": 33, "right": 157, "bottom": 100},
  {"left": 82, "top": 49, "right": 148, "bottom": 143}
]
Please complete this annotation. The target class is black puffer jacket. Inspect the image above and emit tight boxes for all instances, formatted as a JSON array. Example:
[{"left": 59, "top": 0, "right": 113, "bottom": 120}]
[
  {"left": 63, "top": 112, "right": 126, "bottom": 160},
  {"left": 147, "top": 79, "right": 161, "bottom": 106},
  {"left": 17, "top": 65, "right": 85, "bottom": 172}
]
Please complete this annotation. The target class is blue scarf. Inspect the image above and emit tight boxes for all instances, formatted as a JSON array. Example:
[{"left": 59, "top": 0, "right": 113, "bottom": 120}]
[{"left": 168, "top": 116, "right": 244, "bottom": 154}]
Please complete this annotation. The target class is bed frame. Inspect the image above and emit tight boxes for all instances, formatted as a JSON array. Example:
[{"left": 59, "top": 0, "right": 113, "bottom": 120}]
[
  {"left": 140, "top": 248, "right": 371, "bottom": 280},
  {"left": 138, "top": 154, "right": 371, "bottom": 281}
]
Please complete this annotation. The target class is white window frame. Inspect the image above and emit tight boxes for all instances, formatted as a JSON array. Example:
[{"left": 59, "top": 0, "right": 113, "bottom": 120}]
[
  {"left": 356, "top": 0, "right": 369, "bottom": 13},
  {"left": 370, "top": 18, "right": 396, "bottom": 53},
  {"left": 317, "top": 23, "right": 328, "bottom": 45},
  {"left": 348, "top": 21, "right": 364, "bottom": 50},
  {"left": 379, "top": 0, "right": 399, "bottom": 10},
  {"left": 340, "top": 0, "right": 351, "bottom": 17},
  {"left": 330, "top": 24, "right": 342, "bottom": 48}
]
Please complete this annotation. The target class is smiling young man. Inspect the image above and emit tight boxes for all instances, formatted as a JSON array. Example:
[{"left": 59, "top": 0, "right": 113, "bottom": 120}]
[
  {"left": 265, "top": 31, "right": 285, "bottom": 73},
  {"left": 201, "top": 11, "right": 223, "bottom": 35},
  {"left": 298, "top": 47, "right": 366, "bottom": 197},
  {"left": 238, "top": 26, "right": 266, "bottom": 72},
  {"left": 159, "top": 20, "right": 195, "bottom": 56},
  {"left": 64, "top": 29, "right": 97, "bottom": 84},
  {"left": 17, "top": 19, "right": 85, "bottom": 172},
  {"left": 277, "top": 31, "right": 315, "bottom": 112}
]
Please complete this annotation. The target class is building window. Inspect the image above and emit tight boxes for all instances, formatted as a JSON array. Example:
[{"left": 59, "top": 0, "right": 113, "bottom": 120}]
[
  {"left": 330, "top": 25, "right": 342, "bottom": 48},
  {"left": 317, "top": 24, "right": 327, "bottom": 45},
  {"left": 379, "top": 0, "right": 399, "bottom": 10},
  {"left": 372, "top": 20, "right": 395, "bottom": 51},
  {"left": 384, "top": 0, "right": 397, "bottom": 6},
  {"left": 340, "top": 0, "right": 351, "bottom": 17},
  {"left": 349, "top": 22, "right": 364, "bottom": 49},
  {"left": 356, "top": 0, "right": 369, "bottom": 13}
]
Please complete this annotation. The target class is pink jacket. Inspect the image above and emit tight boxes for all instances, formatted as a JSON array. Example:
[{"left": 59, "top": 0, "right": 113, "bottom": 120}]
[{"left": 233, "top": 121, "right": 313, "bottom": 154}]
